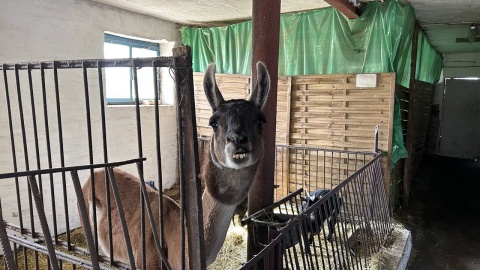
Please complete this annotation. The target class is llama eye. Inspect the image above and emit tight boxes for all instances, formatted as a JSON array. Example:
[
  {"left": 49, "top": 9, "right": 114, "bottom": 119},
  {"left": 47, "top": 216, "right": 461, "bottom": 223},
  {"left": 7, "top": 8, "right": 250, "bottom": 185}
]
[
  {"left": 257, "top": 119, "right": 265, "bottom": 128},
  {"left": 210, "top": 121, "right": 218, "bottom": 131}
]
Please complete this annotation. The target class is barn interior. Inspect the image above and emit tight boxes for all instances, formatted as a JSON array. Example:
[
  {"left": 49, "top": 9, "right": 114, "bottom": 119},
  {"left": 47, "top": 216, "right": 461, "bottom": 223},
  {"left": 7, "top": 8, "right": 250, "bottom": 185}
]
[{"left": 1, "top": 0, "right": 480, "bottom": 269}]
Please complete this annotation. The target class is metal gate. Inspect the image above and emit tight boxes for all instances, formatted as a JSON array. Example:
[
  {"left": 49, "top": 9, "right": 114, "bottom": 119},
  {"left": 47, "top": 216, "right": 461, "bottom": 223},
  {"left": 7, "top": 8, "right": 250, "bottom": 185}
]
[{"left": 0, "top": 47, "right": 205, "bottom": 269}]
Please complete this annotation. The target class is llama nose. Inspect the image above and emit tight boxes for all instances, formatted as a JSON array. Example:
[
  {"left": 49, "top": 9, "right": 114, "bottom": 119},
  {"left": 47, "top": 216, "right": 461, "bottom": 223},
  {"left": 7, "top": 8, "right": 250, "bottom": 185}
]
[{"left": 227, "top": 133, "right": 248, "bottom": 144}]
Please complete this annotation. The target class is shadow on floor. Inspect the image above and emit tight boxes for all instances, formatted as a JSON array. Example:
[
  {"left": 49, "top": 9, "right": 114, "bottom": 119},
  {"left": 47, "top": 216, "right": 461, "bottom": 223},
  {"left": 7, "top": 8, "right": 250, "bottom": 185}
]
[{"left": 396, "top": 156, "right": 480, "bottom": 270}]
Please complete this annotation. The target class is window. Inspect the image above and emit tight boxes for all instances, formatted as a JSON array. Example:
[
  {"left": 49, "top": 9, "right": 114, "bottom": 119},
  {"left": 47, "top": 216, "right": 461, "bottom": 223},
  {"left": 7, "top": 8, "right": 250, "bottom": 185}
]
[{"left": 104, "top": 34, "right": 160, "bottom": 104}]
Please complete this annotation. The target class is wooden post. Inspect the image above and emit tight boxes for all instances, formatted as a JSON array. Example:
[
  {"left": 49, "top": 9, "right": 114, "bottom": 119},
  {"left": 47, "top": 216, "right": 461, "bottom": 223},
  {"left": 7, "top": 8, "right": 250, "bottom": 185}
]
[
  {"left": 173, "top": 46, "right": 206, "bottom": 270},
  {"left": 324, "top": 0, "right": 359, "bottom": 19},
  {"left": 403, "top": 22, "right": 420, "bottom": 208},
  {"left": 247, "top": 0, "right": 281, "bottom": 264}
]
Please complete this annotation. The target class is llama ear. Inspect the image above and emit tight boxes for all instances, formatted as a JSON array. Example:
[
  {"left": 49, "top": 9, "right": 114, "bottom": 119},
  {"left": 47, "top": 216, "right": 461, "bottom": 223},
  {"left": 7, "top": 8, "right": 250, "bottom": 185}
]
[
  {"left": 249, "top": 61, "right": 270, "bottom": 110},
  {"left": 204, "top": 63, "right": 225, "bottom": 111}
]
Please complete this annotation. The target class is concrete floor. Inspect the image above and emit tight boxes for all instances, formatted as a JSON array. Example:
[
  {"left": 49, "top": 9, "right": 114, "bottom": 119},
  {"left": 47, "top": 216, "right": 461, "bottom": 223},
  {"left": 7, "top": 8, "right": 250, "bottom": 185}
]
[{"left": 396, "top": 156, "right": 480, "bottom": 270}]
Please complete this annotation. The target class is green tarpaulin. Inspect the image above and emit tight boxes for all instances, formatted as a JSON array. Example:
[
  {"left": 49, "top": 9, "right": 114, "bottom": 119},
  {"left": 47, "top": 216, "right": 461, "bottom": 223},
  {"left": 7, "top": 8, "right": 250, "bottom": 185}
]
[{"left": 181, "top": 0, "right": 443, "bottom": 167}]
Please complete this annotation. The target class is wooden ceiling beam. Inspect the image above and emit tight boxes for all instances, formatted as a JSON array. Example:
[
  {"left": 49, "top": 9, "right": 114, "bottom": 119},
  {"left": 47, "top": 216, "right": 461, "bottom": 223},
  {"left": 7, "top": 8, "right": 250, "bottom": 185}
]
[{"left": 324, "top": 0, "right": 359, "bottom": 19}]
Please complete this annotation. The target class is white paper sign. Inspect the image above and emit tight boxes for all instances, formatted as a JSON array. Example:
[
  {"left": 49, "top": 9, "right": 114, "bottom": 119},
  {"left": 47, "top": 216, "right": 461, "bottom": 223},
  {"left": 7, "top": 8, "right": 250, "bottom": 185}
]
[{"left": 356, "top": 74, "right": 377, "bottom": 88}]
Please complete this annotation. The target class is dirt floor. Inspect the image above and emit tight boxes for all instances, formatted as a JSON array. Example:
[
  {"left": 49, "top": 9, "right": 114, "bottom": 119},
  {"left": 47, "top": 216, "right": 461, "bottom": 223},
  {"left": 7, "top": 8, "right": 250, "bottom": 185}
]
[{"left": 396, "top": 156, "right": 480, "bottom": 270}]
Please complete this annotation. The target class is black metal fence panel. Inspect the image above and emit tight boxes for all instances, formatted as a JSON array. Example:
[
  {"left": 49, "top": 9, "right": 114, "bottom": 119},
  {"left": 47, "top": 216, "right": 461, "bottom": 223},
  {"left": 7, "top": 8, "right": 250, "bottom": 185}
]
[
  {"left": 242, "top": 148, "right": 391, "bottom": 270},
  {"left": 0, "top": 49, "right": 205, "bottom": 270}
]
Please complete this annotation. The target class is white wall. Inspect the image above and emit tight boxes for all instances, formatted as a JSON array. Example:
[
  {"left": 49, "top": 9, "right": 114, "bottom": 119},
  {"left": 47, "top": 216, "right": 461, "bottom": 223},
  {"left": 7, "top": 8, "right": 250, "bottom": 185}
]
[
  {"left": 443, "top": 53, "right": 480, "bottom": 79},
  {"left": 0, "top": 0, "right": 181, "bottom": 235},
  {"left": 431, "top": 53, "right": 480, "bottom": 118},
  {"left": 432, "top": 53, "right": 480, "bottom": 109}
]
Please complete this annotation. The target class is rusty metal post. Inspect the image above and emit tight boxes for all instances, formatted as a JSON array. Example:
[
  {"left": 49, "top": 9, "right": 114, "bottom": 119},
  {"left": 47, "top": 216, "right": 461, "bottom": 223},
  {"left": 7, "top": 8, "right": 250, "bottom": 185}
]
[{"left": 247, "top": 0, "right": 281, "bottom": 265}]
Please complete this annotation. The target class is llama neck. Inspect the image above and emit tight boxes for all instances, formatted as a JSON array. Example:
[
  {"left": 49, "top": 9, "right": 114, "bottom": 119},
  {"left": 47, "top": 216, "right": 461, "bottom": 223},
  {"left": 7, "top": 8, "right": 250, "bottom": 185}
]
[
  {"left": 202, "top": 191, "right": 237, "bottom": 265},
  {"left": 201, "top": 158, "right": 258, "bottom": 266}
]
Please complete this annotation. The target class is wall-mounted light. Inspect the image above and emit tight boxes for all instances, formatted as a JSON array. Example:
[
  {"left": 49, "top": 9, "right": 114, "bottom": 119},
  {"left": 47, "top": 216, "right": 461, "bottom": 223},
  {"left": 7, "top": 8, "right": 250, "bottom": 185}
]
[{"left": 469, "top": 24, "right": 477, "bottom": 43}]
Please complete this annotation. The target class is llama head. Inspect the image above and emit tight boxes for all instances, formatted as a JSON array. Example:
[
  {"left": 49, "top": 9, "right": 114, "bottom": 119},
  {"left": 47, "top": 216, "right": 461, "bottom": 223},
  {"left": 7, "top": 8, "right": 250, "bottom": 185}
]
[{"left": 203, "top": 62, "right": 270, "bottom": 170}]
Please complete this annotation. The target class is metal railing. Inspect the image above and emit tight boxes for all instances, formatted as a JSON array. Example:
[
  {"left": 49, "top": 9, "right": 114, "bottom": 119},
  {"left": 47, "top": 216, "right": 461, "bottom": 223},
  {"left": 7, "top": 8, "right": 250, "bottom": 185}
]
[
  {"left": 242, "top": 147, "right": 391, "bottom": 269},
  {"left": 273, "top": 145, "right": 377, "bottom": 201},
  {"left": 0, "top": 47, "right": 205, "bottom": 269}
]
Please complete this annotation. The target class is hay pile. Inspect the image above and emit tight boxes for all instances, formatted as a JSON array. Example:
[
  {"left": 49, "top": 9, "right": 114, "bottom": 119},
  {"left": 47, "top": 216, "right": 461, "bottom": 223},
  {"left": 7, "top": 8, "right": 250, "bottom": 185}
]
[
  {"left": 208, "top": 224, "right": 248, "bottom": 270},
  {"left": 0, "top": 225, "right": 249, "bottom": 270},
  {"left": 0, "top": 228, "right": 89, "bottom": 270},
  {"left": 367, "top": 223, "right": 404, "bottom": 270}
]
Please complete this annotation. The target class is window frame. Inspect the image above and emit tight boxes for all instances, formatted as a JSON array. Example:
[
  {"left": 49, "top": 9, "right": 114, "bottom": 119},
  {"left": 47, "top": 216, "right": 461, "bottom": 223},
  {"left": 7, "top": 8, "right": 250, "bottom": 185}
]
[{"left": 104, "top": 34, "right": 160, "bottom": 105}]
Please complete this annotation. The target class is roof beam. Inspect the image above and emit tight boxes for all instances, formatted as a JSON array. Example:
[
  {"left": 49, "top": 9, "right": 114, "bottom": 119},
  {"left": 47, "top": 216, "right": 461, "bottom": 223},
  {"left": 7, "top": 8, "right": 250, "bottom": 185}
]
[{"left": 324, "top": 0, "right": 359, "bottom": 19}]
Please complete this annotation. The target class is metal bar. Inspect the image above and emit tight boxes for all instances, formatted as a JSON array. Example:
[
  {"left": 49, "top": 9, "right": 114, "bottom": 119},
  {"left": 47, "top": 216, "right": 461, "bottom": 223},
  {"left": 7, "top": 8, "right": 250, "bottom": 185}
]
[
  {"left": 345, "top": 182, "right": 362, "bottom": 269},
  {"left": 295, "top": 149, "right": 299, "bottom": 192},
  {"left": 335, "top": 190, "right": 351, "bottom": 269},
  {"left": 0, "top": 199, "right": 18, "bottom": 270},
  {"left": 366, "top": 165, "right": 381, "bottom": 251},
  {"left": 276, "top": 144, "right": 376, "bottom": 155},
  {"left": 3, "top": 65, "right": 24, "bottom": 233},
  {"left": 135, "top": 162, "right": 173, "bottom": 270},
  {"left": 15, "top": 68, "right": 35, "bottom": 269},
  {"left": 242, "top": 189, "right": 304, "bottom": 225},
  {"left": 106, "top": 167, "right": 137, "bottom": 269},
  {"left": 97, "top": 62, "right": 114, "bottom": 264},
  {"left": 131, "top": 60, "right": 147, "bottom": 270},
  {"left": 374, "top": 159, "right": 391, "bottom": 236},
  {"left": 337, "top": 188, "right": 354, "bottom": 269},
  {"left": 357, "top": 171, "right": 374, "bottom": 263},
  {"left": 70, "top": 170, "right": 101, "bottom": 270},
  {"left": 324, "top": 150, "right": 327, "bottom": 189},
  {"left": 27, "top": 175, "right": 60, "bottom": 270},
  {"left": 15, "top": 65, "right": 37, "bottom": 239},
  {"left": 240, "top": 232, "right": 285, "bottom": 270},
  {"left": 0, "top": 158, "right": 146, "bottom": 179},
  {"left": 315, "top": 150, "right": 319, "bottom": 190},
  {"left": 53, "top": 62, "right": 71, "bottom": 248},
  {"left": 0, "top": 57, "right": 176, "bottom": 70},
  {"left": 14, "top": 243, "right": 18, "bottom": 268},
  {"left": 302, "top": 150, "right": 311, "bottom": 190},
  {"left": 28, "top": 64, "right": 44, "bottom": 213},
  {"left": 153, "top": 62, "right": 165, "bottom": 270},
  {"left": 83, "top": 62, "right": 99, "bottom": 255},
  {"left": 338, "top": 151, "right": 342, "bottom": 187},
  {"left": 40, "top": 63, "right": 59, "bottom": 242},
  {"left": 320, "top": 205, "right": 334, "bottom": 269}
]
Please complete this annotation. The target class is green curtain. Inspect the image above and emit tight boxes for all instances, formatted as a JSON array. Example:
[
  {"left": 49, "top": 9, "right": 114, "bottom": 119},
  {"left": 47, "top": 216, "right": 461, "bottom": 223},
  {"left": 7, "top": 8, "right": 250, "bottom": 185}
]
[
  {"left": 181, "top": 0, "right": 443, "bottom": 166},
  {"left": 416, "top": 30, "right": 444, "bottom": 84}
]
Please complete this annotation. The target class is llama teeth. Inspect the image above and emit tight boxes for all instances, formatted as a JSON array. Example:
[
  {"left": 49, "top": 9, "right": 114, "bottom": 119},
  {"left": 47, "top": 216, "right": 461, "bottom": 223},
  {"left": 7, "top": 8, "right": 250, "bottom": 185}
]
[{"left": 233, "top": 153, "right": 248, "bottom": 159}]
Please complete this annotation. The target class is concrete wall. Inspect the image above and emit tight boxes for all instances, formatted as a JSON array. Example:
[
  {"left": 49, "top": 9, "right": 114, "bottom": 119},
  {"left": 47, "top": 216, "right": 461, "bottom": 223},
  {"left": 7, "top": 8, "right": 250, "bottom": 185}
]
[
  {"left": 432, "top": 52, "right": 480, "bottom": 109},
  {"left": 0, "top": 0, "right": 181, "bottom": 234},
  {"left": 443, "top": 53, "right": 480, "bottom": 78}
]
